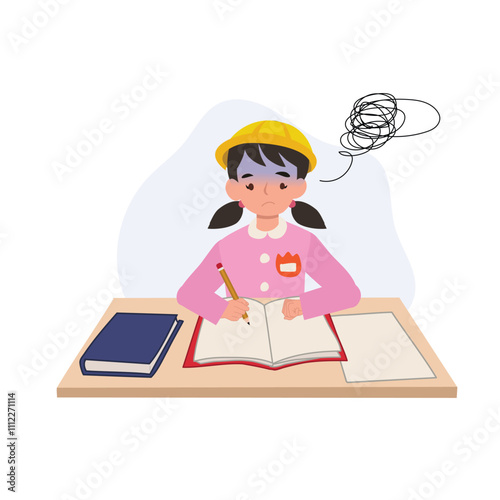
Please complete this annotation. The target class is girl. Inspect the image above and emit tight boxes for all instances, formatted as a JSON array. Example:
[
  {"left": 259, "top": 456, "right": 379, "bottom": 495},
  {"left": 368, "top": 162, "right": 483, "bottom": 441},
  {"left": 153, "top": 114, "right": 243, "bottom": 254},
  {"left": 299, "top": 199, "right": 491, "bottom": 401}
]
[{"left": 177, "top": 120, "right": 361, "bottom": 324}]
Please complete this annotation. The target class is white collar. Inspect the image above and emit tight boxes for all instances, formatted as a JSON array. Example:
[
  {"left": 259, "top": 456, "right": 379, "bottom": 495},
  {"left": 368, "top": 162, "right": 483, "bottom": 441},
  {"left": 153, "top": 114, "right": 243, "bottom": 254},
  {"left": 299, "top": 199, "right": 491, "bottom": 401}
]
[{"left": 248, "top": 217, "right": 287, "bottom": 239}]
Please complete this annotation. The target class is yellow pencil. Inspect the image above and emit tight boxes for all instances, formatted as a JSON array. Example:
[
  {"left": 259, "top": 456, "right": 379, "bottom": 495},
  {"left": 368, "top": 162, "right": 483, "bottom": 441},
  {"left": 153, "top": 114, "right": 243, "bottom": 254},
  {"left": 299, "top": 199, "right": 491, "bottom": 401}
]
[{"left": 216, "top": 262, "right": 250, "bottom": 324}]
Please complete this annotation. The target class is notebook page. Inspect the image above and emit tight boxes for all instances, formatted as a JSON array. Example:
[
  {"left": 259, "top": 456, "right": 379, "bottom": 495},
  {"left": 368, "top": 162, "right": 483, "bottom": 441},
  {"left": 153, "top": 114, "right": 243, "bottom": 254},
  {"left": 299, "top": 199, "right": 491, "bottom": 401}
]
[
  {"left": 336, "top": 312, "right": 436, "bottom": 382},
  {"left": 265, "top": 298, "right": 341, "bottom": 364},
  {"left": 193, "top": 298, "right": 273, "bottom": 364}
]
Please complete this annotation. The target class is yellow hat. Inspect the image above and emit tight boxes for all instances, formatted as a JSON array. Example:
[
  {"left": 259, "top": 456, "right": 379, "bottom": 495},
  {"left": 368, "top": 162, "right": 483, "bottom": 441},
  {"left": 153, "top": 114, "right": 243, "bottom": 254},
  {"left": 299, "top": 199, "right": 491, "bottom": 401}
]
[{"left": 215, "top": 120, "right": 317, "bottom": 172}]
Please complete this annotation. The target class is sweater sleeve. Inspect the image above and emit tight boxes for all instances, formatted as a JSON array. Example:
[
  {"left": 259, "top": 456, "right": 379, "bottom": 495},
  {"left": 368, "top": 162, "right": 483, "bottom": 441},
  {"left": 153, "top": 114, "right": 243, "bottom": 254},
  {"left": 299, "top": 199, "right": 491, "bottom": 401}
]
[
  {"left": 299, "top": 234, "right": 361, "bottom": 319},
  {"left": 176, "top": 242, "right": 229, "bottom": 324}
]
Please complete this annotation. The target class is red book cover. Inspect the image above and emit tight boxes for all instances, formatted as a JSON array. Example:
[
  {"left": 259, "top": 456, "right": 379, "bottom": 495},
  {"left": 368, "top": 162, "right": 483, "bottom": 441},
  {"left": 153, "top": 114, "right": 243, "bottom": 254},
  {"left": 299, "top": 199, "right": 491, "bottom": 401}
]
[{"left": 183, "top": 314, "right": 347, "bottom": 370}]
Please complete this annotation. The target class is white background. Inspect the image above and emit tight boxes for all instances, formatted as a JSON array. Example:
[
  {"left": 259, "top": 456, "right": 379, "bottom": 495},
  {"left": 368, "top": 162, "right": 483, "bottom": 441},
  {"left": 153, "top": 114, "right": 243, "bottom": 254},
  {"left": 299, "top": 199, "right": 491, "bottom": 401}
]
[{"left": 2, "top": 1, "right": 499, "bottom": 499}]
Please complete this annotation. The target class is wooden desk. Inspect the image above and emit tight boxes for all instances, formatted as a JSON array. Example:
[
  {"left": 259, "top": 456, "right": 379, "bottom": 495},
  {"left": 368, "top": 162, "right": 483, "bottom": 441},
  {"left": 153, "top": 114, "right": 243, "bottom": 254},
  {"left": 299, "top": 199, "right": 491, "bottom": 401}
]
[{"left": 57, "top": 298, "right": 457, "bottom": 398}]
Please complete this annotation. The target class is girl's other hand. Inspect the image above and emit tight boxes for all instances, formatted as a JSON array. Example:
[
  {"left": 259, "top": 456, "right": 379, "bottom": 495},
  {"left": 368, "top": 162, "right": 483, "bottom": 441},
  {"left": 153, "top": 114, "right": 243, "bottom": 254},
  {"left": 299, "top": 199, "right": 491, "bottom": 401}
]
[
  {"left": 282, "top": 299, "right": 303, "bottom": 320},
  {"left": 221, "top": 298, "right": 249, "bottom": 321}
]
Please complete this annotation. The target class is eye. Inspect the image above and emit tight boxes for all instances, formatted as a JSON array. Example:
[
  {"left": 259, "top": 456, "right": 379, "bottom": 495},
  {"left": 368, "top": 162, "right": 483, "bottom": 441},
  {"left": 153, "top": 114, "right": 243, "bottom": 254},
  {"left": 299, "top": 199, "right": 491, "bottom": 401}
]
[
  {"left": 280, "top": 183, "right": 287, "bottom": 190},
  {"left": 246, "top": 183, "right": 254, "bottom": 191}
]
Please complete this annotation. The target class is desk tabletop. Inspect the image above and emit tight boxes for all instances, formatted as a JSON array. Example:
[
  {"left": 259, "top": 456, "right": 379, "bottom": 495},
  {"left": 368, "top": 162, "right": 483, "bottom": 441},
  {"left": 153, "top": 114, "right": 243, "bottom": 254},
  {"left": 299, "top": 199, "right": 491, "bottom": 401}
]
[{"left": 57, "top": 298, "right": 456, "bottom": 398}]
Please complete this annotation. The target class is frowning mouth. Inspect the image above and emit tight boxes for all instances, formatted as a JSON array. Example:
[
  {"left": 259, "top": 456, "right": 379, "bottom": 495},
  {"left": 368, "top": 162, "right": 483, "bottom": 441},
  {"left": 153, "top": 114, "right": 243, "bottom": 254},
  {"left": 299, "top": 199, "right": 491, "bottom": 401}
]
[{"left": 262, "top": 201, "right": 275, "bottom": 206}]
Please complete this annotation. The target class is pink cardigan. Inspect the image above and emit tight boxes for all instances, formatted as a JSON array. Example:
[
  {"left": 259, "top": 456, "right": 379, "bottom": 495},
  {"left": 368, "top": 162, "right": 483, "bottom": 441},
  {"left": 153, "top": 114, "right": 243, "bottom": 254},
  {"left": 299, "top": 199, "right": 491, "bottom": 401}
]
[{"left": 177, "top": 218, "right": 361, "bottom": 324}]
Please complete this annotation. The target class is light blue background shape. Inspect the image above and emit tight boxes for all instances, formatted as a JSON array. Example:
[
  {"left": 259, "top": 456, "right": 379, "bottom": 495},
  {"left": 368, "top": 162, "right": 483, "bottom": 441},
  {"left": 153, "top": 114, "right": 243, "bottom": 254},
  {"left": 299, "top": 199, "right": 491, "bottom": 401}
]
[{"left": 117, "top": 100, "right": 415, "bottom": 307}]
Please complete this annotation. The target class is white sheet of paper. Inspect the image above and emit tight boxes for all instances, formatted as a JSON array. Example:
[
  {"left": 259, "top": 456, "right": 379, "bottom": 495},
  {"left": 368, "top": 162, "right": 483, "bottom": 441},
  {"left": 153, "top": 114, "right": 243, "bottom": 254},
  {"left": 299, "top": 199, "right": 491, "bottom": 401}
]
[{"left": 335, "top": 312, "right": 436, "bottom": 382}]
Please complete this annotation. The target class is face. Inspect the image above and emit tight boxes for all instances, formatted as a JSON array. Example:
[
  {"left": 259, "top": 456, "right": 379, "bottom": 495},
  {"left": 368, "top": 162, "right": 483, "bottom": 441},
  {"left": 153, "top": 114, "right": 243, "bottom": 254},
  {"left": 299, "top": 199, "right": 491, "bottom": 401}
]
[{"left": 225, "top": 150, "right": 307, "bottom": 217}]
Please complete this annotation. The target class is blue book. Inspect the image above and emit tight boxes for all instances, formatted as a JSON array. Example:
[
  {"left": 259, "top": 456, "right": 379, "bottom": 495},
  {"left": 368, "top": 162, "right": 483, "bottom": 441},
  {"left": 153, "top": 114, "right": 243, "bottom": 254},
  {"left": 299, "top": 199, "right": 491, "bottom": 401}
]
[{"left": 80, "top": 312, "right": 183, "bottom": 377}]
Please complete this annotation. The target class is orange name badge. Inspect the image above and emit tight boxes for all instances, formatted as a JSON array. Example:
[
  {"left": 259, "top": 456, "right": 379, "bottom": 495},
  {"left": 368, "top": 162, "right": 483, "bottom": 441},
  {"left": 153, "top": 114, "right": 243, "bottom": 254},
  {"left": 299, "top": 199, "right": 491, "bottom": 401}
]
[{"left": 276, "top": 252, "right": 302, "bottom": 277}]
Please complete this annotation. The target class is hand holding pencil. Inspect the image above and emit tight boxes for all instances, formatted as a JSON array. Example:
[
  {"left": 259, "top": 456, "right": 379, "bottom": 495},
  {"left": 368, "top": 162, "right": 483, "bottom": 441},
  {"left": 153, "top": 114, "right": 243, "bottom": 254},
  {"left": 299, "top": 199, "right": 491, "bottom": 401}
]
[{"left": 216, "top": 263, "right": 250, "bottom": 324}]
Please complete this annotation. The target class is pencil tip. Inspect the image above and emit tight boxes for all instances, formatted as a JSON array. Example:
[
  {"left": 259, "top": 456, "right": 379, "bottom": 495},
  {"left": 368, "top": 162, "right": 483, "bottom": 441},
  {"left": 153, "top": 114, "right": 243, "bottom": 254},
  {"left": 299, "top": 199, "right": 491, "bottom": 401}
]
[{"left": 247, "top": 321, "right": 251, "bottom": 325}]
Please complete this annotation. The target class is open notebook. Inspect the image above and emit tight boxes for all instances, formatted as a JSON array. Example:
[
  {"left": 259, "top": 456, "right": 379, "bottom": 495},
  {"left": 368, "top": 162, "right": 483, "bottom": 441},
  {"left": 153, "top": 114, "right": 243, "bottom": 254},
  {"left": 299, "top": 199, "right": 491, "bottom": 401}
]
[{"left": 183, "top": 297, "right": 347, "bottom": 370}]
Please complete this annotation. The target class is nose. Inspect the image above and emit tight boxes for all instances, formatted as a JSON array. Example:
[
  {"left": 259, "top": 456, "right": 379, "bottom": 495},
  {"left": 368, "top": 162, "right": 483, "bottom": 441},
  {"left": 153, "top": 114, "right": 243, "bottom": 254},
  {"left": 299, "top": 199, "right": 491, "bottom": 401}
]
[{"left": 263, "top": 182, "right": 269, "bottom": 195}]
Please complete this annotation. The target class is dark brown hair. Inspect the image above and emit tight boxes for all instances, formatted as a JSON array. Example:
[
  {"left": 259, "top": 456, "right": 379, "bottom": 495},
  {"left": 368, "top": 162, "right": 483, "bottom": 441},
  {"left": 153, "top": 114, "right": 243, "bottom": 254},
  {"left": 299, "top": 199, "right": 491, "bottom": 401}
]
[{"left": 209, "top": 143, "right": 326, "bottom": 229}]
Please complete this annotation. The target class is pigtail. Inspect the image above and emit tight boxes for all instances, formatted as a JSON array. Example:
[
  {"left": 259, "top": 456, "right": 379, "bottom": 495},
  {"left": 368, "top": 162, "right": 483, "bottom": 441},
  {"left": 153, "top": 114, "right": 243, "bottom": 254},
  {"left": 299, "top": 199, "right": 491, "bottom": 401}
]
[
  {"left": 208, "top": 201, "right": 244, "bottom": 229},
  {"left": 291, "top": 201, "right": 326, "bottom": 229}
]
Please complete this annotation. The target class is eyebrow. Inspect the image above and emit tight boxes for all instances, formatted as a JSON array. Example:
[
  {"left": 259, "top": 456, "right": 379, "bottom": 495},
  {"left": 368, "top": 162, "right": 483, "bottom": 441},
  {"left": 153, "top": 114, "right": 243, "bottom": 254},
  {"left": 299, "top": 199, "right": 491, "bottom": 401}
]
[
  {"left": 275, "top": 171, "right": 290, "bottom": 177},
  {"left": 241, "top": 173, "right": 253, "bottom": 178}
]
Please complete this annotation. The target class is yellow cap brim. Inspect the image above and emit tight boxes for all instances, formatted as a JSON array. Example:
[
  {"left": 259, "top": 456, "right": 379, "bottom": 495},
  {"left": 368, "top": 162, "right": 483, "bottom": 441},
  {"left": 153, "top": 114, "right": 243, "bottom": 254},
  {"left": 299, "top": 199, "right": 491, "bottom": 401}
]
[{"left": 215, "top": 134, "right": 317, "bottom": 172}]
